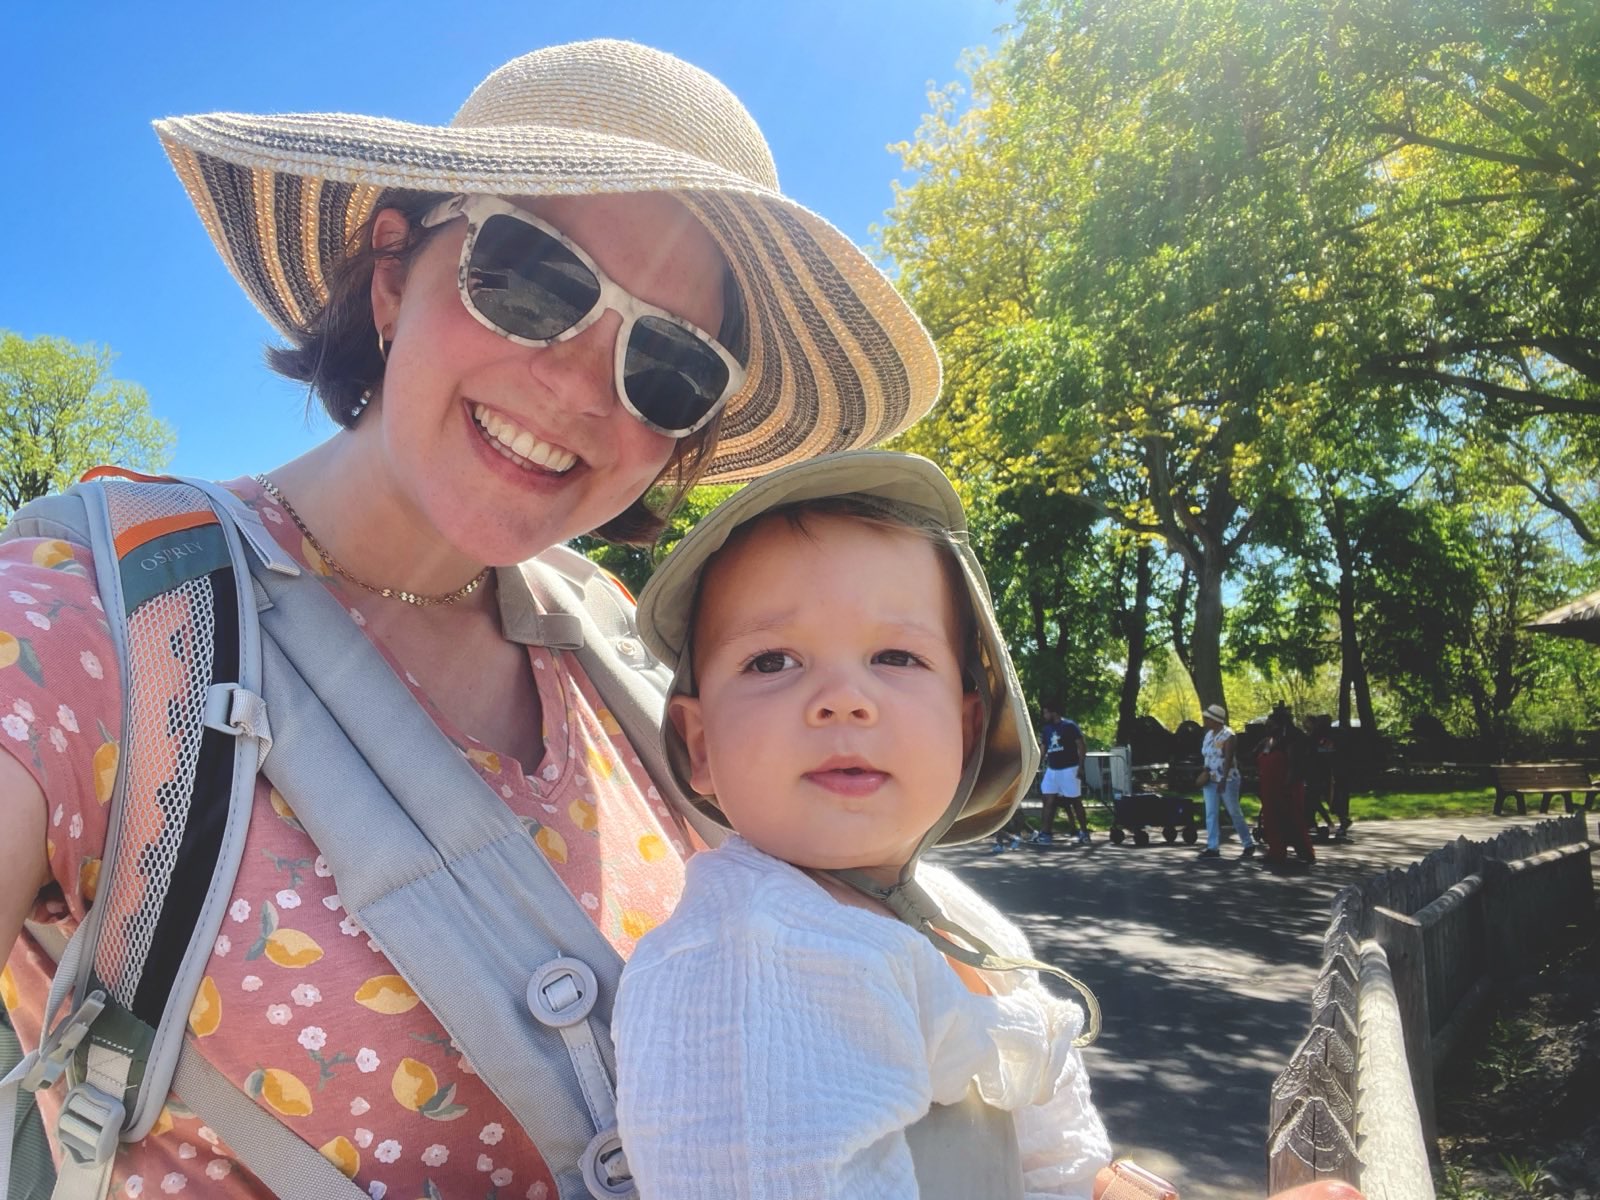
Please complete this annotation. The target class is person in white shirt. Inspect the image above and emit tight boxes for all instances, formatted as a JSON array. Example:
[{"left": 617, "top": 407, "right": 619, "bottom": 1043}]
[{"left": 614, "top": 451, "right": 1111, "bottom": 1199}]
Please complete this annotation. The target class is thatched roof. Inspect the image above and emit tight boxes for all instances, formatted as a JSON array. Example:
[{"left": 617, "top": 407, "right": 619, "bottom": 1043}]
[{"left": 1527, "top": 588, "right": 1600, "bottom": 644}]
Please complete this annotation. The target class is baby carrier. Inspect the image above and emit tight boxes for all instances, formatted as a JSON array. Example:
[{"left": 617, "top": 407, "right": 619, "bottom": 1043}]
[{"left": 0, "top": 473, "right": 1025, "bottom": 1200}]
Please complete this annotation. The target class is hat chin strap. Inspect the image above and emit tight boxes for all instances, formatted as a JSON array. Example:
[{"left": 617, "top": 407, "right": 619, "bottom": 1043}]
[{"left": 817, "top": 682, "right": 1102, "bottom": 1047}]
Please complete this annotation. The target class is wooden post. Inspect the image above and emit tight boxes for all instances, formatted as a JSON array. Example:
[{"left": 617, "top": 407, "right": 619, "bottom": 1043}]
[
  {"left": 1371, "top": 906, "right": 1436, "bottom": 1146},
  {"left": 1354, "top": 940, "right": 1436, "bottom": 1200}
]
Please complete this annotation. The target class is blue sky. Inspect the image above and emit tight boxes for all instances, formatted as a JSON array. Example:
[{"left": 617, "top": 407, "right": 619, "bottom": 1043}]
[{"left": 2, "top": 1, "right": 1008, "bottom": 480}]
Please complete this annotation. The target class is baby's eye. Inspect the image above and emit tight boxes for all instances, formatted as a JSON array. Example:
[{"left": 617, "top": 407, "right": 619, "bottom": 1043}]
[
  {"left": 874, "top": 649, "right": 928, "bottom": 668},
  {"left": 744, "top": 650, "right": 799, "bottom": 674}
]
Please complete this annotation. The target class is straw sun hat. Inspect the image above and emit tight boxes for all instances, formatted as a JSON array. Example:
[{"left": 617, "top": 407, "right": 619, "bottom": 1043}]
[{"left": 154, "top": 39, "right": 942, "bottom": 482}]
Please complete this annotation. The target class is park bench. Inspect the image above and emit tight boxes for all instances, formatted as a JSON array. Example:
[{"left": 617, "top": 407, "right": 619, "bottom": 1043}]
[{"left": 1490, "top": 762, "right": 1600, "bottom": 816}]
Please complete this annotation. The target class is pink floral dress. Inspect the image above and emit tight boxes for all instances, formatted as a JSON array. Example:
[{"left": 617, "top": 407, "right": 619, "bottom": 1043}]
[{"left": 1, "top": 477, "right": 691, "bottom": 1200}]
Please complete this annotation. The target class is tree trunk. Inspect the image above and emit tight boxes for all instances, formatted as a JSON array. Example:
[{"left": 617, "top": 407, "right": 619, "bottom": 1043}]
[
  {"left": 1327, "top": 493, "right": 1378, "bottom": 739},
  {"left": 1115, "top": 540, "right": 1154, "bottom": 745},
  {"left": 1189, "top": 556, "right": 1227, "bottom": 712}
]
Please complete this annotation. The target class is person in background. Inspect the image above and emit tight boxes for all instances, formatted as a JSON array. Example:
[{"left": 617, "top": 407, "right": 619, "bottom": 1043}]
[
  {"left": 1195, "top": 703, "right": 1257, "bottom": 861},
  {"left": 1255, "top": 703, "right": 1316, "bottom": 871},
  {"left": 1037, "top": 704, "right": 1091, "bottom": 846}
]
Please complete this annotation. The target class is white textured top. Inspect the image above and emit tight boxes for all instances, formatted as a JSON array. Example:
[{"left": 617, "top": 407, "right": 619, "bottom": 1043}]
[{"left": 613, "top": 836, "right": 1111, "bottom": 1198}]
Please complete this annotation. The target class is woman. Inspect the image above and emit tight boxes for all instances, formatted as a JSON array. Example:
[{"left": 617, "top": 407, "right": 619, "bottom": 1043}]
[
  {"left": 0, "top": 39, "right": 940, "bottom": 1199},
  {"left": 1256, "top": 704, "right": 1316, "bottom": 870},
  {"left": 1195, "top": 703, "right": 1257, "bottom": 861}
]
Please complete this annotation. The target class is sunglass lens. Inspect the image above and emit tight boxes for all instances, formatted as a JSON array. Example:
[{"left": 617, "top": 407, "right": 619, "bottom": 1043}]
[
  {"left": 466, "top": 214, "right": 601, "bottom": 341},
  {"left": 624, "top": 316, "right": 731, "bottom": 432}
]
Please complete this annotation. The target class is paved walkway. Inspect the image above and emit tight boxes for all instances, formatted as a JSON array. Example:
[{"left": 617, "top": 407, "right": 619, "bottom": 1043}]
[{"left": 929, "top": 810, "right": 1595, "bottom": 1199}]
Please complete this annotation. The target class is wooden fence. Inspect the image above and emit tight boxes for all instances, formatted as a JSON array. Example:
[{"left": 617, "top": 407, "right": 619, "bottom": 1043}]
[{"left": 1266, "top": 814, "right": 1594, "bottom": 1198}]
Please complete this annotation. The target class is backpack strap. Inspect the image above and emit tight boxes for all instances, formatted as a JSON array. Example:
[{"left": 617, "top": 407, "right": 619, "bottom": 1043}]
[
  {"left": 249, "top": 554, "right": 636, "bottom": 1199},
  {"left": 0, "top": 476, "right": 272, "bottom": 1200}
]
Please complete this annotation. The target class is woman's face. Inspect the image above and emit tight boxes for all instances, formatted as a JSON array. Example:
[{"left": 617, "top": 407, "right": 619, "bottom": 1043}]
[{"left": 369, "top": 192, "right": 727, "bottom": 564}]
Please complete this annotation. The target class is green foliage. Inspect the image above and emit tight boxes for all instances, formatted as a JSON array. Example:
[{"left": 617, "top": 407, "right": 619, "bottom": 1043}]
[
  {"left": 0, "top": 331, "right": 173, "bottom": 523},
  {"left": 573, "top": 483, "right": 737, "bottom": 597}
]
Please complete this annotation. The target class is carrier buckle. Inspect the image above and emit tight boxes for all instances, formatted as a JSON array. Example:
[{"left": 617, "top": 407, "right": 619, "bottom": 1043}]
[
  {"left": 204, "top": 683, "right": 273, "bottom": 764},
  {"left": 21, "top": 990, "right": 108, "bottom": 1091},
  {"left": 57, "top": 1081, "right": 125, "bottom": 1166},
  {"left": 580, "top": 1129, "right": 634, "bottom": 1198},
  {"left": 526, "top": 958, "right": 599, "bottom": 1028}
]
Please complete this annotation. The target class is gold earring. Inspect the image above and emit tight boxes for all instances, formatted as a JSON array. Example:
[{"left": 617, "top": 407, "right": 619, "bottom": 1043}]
[{"left": 377, "top": 328, "right": 390, "bottom": 362}]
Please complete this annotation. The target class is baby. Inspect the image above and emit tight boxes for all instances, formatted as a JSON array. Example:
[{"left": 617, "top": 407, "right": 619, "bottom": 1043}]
[{"left": 614, "top": 450, "right": 1111, "bottom": 1199}]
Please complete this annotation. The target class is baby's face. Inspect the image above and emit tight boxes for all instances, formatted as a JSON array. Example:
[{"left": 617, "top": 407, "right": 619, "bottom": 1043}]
[{"left": 670, "top": 513, "right": 981, "bottom": 885}]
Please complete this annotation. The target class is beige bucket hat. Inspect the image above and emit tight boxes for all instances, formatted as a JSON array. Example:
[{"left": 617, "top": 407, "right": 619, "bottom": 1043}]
[
  {"left": 636, "top": 450, "right": 1099, "bottom": 1039},
  {"left": 637, "top": 450, "right": 1037, "bottom": 850},
  {"left": 153, "top": 39, "right": 942, "bottom": 483}
]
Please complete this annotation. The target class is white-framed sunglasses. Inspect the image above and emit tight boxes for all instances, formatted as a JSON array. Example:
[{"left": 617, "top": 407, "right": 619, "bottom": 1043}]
[{"left": 420, "top": 194, "right": 745, "bottom": 438}]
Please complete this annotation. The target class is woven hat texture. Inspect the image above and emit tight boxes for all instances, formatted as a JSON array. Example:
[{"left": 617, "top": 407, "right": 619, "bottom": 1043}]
[{"left": 154, "top": 39, "right": 941, "bottom": 482}]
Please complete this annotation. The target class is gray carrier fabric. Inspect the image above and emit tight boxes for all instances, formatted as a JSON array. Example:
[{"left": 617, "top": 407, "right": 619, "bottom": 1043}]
[{"left": 1, "top": 478, "right": 1024, "bottom": 1200}]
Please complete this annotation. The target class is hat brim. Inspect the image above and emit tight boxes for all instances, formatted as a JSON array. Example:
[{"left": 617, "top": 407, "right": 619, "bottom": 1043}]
[
  {"left": 636, "top": 450, "right": 1037, "bottom": 847},
  {"left": 154, "top": 113, "right": 942, "bottom": 483}
]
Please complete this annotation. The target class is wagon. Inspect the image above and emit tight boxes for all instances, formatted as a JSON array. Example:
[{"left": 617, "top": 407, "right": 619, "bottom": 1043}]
[{"left": 1106, "top": 791, "right": 1200, "bottom": 846}]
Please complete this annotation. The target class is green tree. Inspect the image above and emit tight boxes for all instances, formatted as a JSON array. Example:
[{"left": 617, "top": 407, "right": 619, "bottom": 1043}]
[{"left": 0, "top": 332, "right": 173, "bottom": 524}]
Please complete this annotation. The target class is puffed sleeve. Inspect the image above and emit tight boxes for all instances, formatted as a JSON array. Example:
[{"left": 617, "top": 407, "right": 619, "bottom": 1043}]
[
  {"left": 613, "top": 854, "right": 949, "bottom": 1200},
  {"left": 0, "top": 535, "right": 121, "bottom": 919}
]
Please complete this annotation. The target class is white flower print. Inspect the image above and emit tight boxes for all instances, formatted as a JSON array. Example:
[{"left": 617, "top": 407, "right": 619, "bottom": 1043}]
[
  {"left": 492, "top": 1169, "right": 514, "bottom": 1187},
  {"left": 356, "top": 1047, "right": 379, "bottom": 1073},
  {"left": 241, "top": 975, "right": 262, "bottom": 992},
  {"left": 368, "top": 1183, "right": 386, "bottom": 1200},
  {"left": 8, "top": 590, "right": 37, "bottom": 605},
  {"left": 367, "top": 938, "right": 382, "bottom": 954},
  {"left": 68, "top": 814, "right": 83, "bottom": 839},
  {"left": 527, "top": 1184, "right": 550, "bottom": 1200},
  {"left": 159, "top": 1173, "right": 185, "bottom": 1194},
  {"left": 197, "top": 1127, "right": 218, "bottom": 1146},
  {"left": 501, "top": 784, "right": 514, "bottom": 799},
  {"left": 56, "top": 704, "right": 78, "bottom": 733},
  {"left": 374, "top": 1140, "right": 401, "bottom": 1165},
  {"left": 261, "top": 506, "right": 283, "bottom": 524},
  {"left": 646, "top": 785, "right": 661, "bottom": 801},
  {"left": 214, "top": 935, "right": 231, "bottom": 957},
  {"left": 12, "top": 700, "right": 34, "bottom": 723},
  {"left": 313, "top": 855, "right": 332, "bottom": 878},
  {"left": 2, "top": 715, "right": 28, "bottom": 742},
  {"left": 348, "top": 607, "right": 367, "bottom": 628},
  {"left": 178, "top": 1143, "right": 197, "bottom": 1160},
  {"left": 339, "top": 914, "right": 363, "bottom": 937},
  {"left": 404, "top": 671, "right": 419, "bottom": 686},
  {"left": 125, "top": 1177, "right": 143, "bottom": 1197},
  {"left": 540, "top": 763, "right": 560, "bottom": 782},
  {"left": 24, "top": 610, "right": 49, "bottom": 630},
  {"left": 80, "top": 650, "right": 104, "bottom": 679},
  {"left": 422, "top": 1144, "right": 449, "bottom": 1167},
  {"left": 349, "top": 1097, "right": 370, "bottom": 1116},
  {"left": 580, "top": 892, "right": 599, "bottom": 911},
  {"left": 321, "top": 894, "right": 342, "bottom": 911},
  {"left": 229, "top": 898, "right": 250, "bottom": 923},
  {"left": 297, "top": 1026, "right": 326, "bottom": 1052},
  {"left": 51, "top": 804, "right": 62, "bottom": 827},
  {"left": 477, "top": 1154, "right": 495, "bottom": 1173},
  {"left": 292, "top": 982, "right": 321, "bottom": 1006},
  {"left": 276, "top": 888, "right": 301, "bottom": 909},
  {"left": 265, "top": 1004, "right": 291, "bottom": 1026},
  {"left": 90, "top": 595, "right": 103, "bottom": 611},
  {"left": 48, "top": 727, "right": 67, "bottom": 753},
  {"left": 204, "top": 1161, "right": 231, "bottom": 1182},
  {"left": 353, "top": 1128, "right": 374, "bottom": 1149}
]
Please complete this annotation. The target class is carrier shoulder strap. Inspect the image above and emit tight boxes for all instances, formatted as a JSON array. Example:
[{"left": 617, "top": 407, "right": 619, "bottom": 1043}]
[
  {"left": 248, "top": 549, "right": 637, "bottom": 1199},
  {"left": 0, "top": 474, "right": 275, "bottom": 1200}
]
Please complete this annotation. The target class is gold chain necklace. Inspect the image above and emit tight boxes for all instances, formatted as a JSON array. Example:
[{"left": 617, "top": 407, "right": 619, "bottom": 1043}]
[{"left": 253, "top": 475, "right": 491, "bottom": 607}]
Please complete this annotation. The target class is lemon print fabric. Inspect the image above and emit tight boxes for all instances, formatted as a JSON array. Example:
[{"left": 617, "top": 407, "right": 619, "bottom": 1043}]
[
  {"left": 246, "top": 1066, "right": 314, "bottom": 1117},
  {"left": 320, "top": 1135, "right": 360, "bottom": 1178},
  {"left": 246, "top": 901, "right": 324, "bottom": 968},
  {"left": 188, "top": 976, "right": 222, "bottom": 1037},
  {"left": 391, "top": 1057, "right": 467, "bottom": 1120},
  {"left": 355, "top": 974, "right": 421, "bottom": 1014}
]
